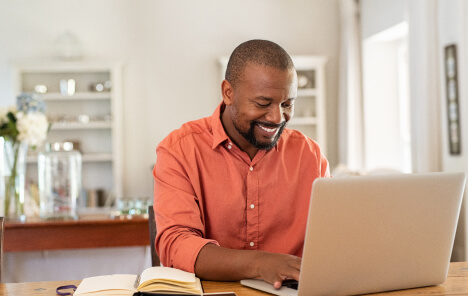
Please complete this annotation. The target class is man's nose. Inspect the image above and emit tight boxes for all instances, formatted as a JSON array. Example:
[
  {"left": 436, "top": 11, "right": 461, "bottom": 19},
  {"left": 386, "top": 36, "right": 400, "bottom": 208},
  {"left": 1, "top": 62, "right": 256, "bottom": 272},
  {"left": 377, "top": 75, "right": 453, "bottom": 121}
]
[{"left": 265, "top": 105, "right": 285, "bottom": 124}]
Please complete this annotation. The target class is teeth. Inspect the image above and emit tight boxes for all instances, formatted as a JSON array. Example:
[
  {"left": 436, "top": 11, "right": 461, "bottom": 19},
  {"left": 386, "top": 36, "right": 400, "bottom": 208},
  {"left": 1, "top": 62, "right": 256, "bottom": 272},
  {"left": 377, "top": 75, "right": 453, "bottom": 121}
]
[{"left": 259, "top": 125, "right": 277, "bottom": 133}]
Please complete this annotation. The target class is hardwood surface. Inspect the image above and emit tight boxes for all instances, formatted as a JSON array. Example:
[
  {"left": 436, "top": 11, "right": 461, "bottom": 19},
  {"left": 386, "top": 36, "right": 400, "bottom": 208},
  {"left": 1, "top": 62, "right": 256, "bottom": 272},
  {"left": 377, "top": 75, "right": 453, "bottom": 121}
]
[
  {"left": 1, "top": 262, "right": 468, "bottom": 295},
  {"left": 4, "top": 214, "right": 149, "bottom": 252}
]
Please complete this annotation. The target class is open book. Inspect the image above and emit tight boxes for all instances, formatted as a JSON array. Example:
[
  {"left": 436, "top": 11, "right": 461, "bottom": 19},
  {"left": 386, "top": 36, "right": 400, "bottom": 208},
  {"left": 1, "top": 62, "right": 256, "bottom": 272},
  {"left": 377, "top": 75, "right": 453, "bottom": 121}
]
[{"left": 74, "top": 266, "right": 202, "bottom": 295}]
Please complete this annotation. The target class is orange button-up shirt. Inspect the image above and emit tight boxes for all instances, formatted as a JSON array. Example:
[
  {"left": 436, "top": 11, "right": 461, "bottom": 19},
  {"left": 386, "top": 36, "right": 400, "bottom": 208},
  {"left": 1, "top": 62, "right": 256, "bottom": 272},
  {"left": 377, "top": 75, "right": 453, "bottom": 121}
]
[{"left": 153, "top": 103, "right": 330, "bottom": 273}]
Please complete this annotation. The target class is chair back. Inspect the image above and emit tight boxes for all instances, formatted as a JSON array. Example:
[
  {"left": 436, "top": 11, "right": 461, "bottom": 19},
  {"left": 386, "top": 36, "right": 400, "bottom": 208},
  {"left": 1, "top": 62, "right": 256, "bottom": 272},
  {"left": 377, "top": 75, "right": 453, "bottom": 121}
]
[
  {"left": 0, "top": 217, "right": 4, "bottom": 282},
  {"left": 148, "top": 205, "right": 160, "bottom": 266}
]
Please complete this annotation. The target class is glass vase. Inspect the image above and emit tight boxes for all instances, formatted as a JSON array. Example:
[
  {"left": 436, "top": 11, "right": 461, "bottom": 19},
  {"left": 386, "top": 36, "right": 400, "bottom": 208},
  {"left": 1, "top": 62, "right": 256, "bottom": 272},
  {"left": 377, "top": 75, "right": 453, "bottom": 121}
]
[
  {"left": 1, "top": 137, "right": 28, "bottom": 221},
  {"left": 38, "top": 142, "right": 81, "bottom": 220}
]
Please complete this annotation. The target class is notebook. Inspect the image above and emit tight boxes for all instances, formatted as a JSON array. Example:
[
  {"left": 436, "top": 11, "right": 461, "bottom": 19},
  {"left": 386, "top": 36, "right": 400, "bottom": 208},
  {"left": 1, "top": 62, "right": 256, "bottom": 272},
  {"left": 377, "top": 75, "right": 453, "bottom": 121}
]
[{"left": 241, "top": 172, "right": 466, "bottom": 296}]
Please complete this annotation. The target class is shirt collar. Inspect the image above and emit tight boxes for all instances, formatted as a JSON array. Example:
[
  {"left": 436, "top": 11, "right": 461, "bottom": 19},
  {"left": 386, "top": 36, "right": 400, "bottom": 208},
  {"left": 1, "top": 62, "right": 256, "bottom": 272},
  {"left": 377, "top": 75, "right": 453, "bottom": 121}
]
[
  {"left": 211, "top": 102, "right": 230, "bottom": 149},
  {"left": 210, "top": 101, "right": 281, "bottom": 152}
]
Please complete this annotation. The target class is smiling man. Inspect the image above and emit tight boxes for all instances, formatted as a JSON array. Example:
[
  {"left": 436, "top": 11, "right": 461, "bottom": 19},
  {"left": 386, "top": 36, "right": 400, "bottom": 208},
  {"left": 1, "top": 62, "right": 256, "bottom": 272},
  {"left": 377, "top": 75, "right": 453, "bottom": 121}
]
[{"left": 153, "top": 39, "right": 329, "bottom": 288}]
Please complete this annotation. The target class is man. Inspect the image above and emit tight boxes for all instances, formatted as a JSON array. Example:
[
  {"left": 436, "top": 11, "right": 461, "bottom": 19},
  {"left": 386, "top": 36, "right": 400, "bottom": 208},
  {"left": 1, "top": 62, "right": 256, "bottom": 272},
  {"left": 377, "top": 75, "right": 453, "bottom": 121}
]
[{"left": 153, "top": 39, "right": 329, "bottom": 288}]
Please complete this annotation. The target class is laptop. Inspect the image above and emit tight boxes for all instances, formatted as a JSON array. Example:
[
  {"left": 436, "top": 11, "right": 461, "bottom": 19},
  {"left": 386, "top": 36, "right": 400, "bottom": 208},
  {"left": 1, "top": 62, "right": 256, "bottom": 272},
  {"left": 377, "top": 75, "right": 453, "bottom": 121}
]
[{"left": 241, "top": 172, "right": 466, "bottom": 296}]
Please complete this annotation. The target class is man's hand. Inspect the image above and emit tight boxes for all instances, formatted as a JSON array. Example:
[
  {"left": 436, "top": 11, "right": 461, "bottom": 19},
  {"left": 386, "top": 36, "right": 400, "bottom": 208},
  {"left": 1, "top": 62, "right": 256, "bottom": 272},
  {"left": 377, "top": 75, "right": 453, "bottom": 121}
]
[
  {"left": 194, "top": 243, "right": 301, "bottom": 289},
  {"left": 255, "top": 252, "right": 301, "bottom": 289}
]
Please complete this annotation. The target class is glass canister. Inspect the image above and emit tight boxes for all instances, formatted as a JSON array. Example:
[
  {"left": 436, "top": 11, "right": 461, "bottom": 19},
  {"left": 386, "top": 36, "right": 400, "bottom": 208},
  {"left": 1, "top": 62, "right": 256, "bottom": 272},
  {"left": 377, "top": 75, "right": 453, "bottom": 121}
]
[{"left": 38, "top": 142, "right": 82, "bottom": 219}]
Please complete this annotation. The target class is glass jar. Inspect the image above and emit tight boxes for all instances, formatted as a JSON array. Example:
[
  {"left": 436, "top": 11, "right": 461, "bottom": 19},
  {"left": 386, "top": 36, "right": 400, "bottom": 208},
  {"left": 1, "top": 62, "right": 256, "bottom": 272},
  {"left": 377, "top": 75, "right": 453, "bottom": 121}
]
[{"left": 38, "top": 142, "right": 82, "bottom": 219}]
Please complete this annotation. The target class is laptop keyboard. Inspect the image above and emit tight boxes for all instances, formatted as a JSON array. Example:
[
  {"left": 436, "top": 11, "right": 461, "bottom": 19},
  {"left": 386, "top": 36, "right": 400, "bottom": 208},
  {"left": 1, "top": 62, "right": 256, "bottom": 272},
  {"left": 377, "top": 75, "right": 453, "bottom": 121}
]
[{"left": 282, "top": 279, "right": 299, "bottom": 290}]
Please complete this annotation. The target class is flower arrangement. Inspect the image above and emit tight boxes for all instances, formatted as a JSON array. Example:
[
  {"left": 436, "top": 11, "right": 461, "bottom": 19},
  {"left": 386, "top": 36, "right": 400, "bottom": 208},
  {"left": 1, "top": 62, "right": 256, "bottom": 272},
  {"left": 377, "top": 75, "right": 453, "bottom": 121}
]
[
  {"left": 0, "top": 93, "right": 49, "bottom": 147},
  {"left": 1, "top": 93, "right": 49, "bottom": 220}
]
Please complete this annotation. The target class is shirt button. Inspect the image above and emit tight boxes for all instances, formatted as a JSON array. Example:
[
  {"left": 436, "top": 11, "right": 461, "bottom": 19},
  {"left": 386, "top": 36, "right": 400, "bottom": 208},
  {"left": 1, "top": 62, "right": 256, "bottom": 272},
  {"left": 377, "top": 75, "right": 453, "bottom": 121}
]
[
  {"left": 250, "top": 204, "right": 255, "bottom": 209},
  {"left": 250, "top": 242, "right": 255, "bottom": 247},
  {"left": 249, "top": 166, "right": 253, "bottom": 171},
  {"left": 228, "top": 145, "right": 232, "bottom": 149}
]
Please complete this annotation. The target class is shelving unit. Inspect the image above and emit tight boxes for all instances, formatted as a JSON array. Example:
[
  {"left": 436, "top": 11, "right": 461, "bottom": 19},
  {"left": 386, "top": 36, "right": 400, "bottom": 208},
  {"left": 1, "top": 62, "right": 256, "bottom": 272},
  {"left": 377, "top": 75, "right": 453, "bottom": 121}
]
[
  {"left": 218, "top": 55, "right": 327, "bottom": 154},
  {"left": 12, "top": 60, "right": 124, "bottom": 204},
  {"left": 50, "top": 121, "right": 113, "bottom": 130}
]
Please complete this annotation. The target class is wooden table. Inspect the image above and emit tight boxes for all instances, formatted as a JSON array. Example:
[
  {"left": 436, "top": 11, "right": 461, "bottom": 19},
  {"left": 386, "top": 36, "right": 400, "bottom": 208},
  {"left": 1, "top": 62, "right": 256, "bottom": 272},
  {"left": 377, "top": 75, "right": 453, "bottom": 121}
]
[
  {"left": 1, "top": 262, "right": 467, "bottom": 295},
  {"left": 4, "top": 214, "right": 149, "bottom": 252}
]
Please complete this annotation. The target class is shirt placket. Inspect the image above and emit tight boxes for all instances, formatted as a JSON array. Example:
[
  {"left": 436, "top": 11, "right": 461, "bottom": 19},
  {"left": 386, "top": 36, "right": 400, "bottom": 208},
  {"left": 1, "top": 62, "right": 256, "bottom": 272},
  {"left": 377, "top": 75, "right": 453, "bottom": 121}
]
[
  {"left": 224, "top": 141, "right": 265, "bottom": 250},
  {"left": 246, "top": 163, "right": 259, "bottom": 249}
]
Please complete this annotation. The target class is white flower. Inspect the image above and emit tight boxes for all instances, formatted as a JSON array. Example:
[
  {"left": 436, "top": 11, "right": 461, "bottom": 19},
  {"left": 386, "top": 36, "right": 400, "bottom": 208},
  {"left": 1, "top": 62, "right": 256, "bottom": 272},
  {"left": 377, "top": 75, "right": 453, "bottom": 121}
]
[{"left": 16, "top": 112, "right": 49, "bottom": 147}]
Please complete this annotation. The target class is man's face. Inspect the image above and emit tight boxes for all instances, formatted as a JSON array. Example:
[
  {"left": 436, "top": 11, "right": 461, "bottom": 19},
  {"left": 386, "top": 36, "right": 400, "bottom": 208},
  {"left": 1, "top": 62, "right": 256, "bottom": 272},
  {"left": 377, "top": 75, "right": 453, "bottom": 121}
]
[{"left": 223, "top": 63, "right": 297, "bottom": 152}]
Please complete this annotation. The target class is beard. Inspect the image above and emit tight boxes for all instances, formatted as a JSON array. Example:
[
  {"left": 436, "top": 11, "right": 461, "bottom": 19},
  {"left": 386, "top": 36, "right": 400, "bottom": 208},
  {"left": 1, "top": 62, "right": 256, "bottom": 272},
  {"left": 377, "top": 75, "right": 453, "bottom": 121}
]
[{"left": 233, "top": 119, "right": 286, "bottom": 150}]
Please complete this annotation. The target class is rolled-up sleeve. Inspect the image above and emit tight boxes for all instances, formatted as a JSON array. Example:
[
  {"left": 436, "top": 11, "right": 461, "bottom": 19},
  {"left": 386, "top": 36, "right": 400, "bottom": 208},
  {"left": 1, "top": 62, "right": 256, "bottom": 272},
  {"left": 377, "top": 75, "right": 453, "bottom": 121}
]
[{"left": 153, "top": 144, "right": 218, "bottom": 273}]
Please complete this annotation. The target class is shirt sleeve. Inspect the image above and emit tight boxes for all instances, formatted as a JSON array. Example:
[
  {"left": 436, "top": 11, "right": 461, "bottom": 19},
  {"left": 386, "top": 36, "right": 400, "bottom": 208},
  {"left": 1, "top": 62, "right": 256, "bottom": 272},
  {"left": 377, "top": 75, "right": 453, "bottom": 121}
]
[
  {"left": 153, "top": 144, "right": 219, "bottom": 273},
  {"left": 321, "top": 151, "right": 330, "bottom": 178}
]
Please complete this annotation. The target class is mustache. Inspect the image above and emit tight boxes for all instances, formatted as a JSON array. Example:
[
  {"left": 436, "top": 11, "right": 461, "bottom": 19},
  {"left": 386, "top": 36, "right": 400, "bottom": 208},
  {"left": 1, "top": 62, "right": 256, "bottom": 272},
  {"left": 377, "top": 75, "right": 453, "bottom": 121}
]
[{"left": 252, "top": 120, "right": 287, "bottom": 129}]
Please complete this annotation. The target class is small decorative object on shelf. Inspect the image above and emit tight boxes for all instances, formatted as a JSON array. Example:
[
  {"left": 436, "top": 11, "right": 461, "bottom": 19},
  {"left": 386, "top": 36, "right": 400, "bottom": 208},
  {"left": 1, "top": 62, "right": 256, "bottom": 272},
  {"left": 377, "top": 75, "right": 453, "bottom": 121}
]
[
  {"left": 60, "top": 79, "right": 76, "bottom": 96},
  {"left": 89, "top": 80, "right": 112, "bottom": 92},
  {"left": 55, "top": 31, "right": 83, "bottom": 61},
  {"left": 297, "top": 74, "right": 310, "bottom": 88},
  {"left": 0, "top": 93, "right": 49, "bottom": 221},
  {"left": 114, "top": 196, "right": 152, "bottom": 218},
  {"left": 38, "top": 141, "right": 82, "bottom": 220},
  {"left": 34, "top": 84, "right": 48, "bottom": 94}
]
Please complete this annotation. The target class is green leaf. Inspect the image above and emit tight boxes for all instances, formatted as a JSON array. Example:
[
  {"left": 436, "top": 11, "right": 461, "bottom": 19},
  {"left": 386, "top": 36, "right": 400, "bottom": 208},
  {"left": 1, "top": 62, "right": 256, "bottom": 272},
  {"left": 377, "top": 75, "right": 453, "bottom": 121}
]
[
  {"left": 6, "top": 111, "right": 17, "bottom": 123},
  {"left": 6, "top": 120, "right": 18, "bottom": 139}
]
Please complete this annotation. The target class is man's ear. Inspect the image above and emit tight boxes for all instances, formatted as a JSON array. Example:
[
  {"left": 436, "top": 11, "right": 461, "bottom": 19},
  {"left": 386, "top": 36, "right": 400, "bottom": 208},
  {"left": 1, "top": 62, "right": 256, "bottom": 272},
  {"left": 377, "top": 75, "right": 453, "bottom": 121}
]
[{"left": 221, "top": 80, "right": 234, "bottom": 106}]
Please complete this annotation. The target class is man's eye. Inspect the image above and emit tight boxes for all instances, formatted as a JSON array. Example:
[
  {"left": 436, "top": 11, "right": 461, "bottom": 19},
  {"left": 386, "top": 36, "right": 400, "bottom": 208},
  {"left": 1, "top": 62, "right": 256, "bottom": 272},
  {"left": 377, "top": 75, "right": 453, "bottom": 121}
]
[
  {"left": 256, "top": 102, "right": 270, "bottom": 107},
  {"left": 282, "top": 102, "right": 294, "bottom": 108}
]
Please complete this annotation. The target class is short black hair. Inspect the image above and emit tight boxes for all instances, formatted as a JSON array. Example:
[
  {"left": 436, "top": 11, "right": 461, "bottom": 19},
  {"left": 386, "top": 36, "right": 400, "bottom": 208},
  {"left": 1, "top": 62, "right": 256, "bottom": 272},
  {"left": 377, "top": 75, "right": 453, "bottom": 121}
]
[{"left": 225, "top": 39, "right": 295, "bottom": 88}]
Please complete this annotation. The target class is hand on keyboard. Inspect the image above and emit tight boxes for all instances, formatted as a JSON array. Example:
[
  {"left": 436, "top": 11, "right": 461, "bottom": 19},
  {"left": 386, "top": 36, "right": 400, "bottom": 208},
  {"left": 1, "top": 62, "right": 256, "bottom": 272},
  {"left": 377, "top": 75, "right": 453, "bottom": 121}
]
[{"left": 281, "top": 279, "right": 299, "bottom": 290}]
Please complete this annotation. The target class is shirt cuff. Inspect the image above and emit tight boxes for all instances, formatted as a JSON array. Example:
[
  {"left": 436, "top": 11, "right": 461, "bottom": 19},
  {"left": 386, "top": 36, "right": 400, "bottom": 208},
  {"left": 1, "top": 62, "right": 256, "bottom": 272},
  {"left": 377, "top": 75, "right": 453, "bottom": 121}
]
[{"left": 173, "top": 236, "right": 219, "bottom": 273}]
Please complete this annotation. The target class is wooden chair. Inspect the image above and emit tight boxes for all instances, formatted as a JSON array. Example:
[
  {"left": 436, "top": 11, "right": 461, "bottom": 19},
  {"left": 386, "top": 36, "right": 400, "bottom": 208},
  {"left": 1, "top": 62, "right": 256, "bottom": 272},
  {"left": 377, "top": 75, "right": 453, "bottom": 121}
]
[
  {"left": 0, "top": 217, "right": 4, "bottom": 282},
  {"left": 148, "top": 205, "right": 160, "bottom": 266}
]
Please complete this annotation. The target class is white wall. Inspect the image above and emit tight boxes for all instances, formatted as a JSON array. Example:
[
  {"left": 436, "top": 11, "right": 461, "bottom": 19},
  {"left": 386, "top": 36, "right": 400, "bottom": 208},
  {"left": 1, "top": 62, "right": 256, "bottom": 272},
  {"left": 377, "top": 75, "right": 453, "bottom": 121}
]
[
  {"left": 0, "top": 0, "right": 340, "bottom": 199},
  {"left": 360, "top": 0, "right": 406, "bottom": 40}
]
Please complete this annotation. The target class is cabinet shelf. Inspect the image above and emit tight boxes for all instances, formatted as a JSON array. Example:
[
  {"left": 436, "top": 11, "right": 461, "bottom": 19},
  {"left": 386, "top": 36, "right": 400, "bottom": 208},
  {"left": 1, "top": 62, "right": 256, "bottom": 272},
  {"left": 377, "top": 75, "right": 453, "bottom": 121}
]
[
  {"left": 289, "top": 117, "right": 318, "bottom": 125},
  {"left": 82, "top": 153, "right": 113, "bottom": 162},
  {"left": 41, "top": 92, "right": 111, "bottom": 101},
  {"left": 27, "top": 153, "right": 113, "bottom": 164},
  {"left": 13, "top": 60, "right": 123, "bottom": 198},
  {"left": 50, "top": 121, "right": 112, "bottom": 130}
]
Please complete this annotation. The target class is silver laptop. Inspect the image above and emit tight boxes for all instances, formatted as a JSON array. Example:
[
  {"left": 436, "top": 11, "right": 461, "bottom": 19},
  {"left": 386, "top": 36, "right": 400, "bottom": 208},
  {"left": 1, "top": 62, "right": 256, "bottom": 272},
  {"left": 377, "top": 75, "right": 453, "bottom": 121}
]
[{"left": 241, "top": 172, "right": 466, "bottom": 296}]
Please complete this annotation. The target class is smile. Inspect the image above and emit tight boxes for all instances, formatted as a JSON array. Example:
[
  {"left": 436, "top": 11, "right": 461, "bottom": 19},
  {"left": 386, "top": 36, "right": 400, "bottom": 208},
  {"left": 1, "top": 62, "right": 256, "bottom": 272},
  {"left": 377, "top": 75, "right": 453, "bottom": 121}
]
[{"left": 258, "top": 125, "right": 278, "bottom": 133}]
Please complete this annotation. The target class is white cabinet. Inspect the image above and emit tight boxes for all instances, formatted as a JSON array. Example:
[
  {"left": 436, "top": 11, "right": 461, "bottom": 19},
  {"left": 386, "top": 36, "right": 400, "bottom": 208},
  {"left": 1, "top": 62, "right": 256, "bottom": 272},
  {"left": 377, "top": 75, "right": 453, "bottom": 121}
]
[
  {"left": 219, "top": 55, "right": 327, "bottom": 154},
  {"left": 12, "top": 60, "right": 123, "bottom": 203},
  {"left": 289, "top": 56, "right": 327, "bottom": 154}
]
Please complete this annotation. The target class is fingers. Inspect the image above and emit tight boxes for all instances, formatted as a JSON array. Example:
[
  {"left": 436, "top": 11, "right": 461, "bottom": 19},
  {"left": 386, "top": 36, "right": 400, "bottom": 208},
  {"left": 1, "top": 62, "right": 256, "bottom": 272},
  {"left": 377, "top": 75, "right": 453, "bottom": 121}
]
[
  {"left": 256, "top": 252, "right": 301, "bottom": 289},
  {"left": 273, "top": 280, "right": 283, "bottom": 290},
  {"left": 271, "top": 274, "right": 288, "bottom": 290}
]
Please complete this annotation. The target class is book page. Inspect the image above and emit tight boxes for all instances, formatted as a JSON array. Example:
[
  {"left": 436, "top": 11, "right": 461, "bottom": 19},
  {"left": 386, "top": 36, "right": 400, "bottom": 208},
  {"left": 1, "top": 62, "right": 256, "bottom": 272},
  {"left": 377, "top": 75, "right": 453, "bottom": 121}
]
[
  {"left": 139, "top": 266, "right": 196, "bottom": 285},
  {"left": 74, "top": 274, "right": 136, "bottom": 295},
  {"left": 138, "top": 277, "right": 202, "bottom": 295}
]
